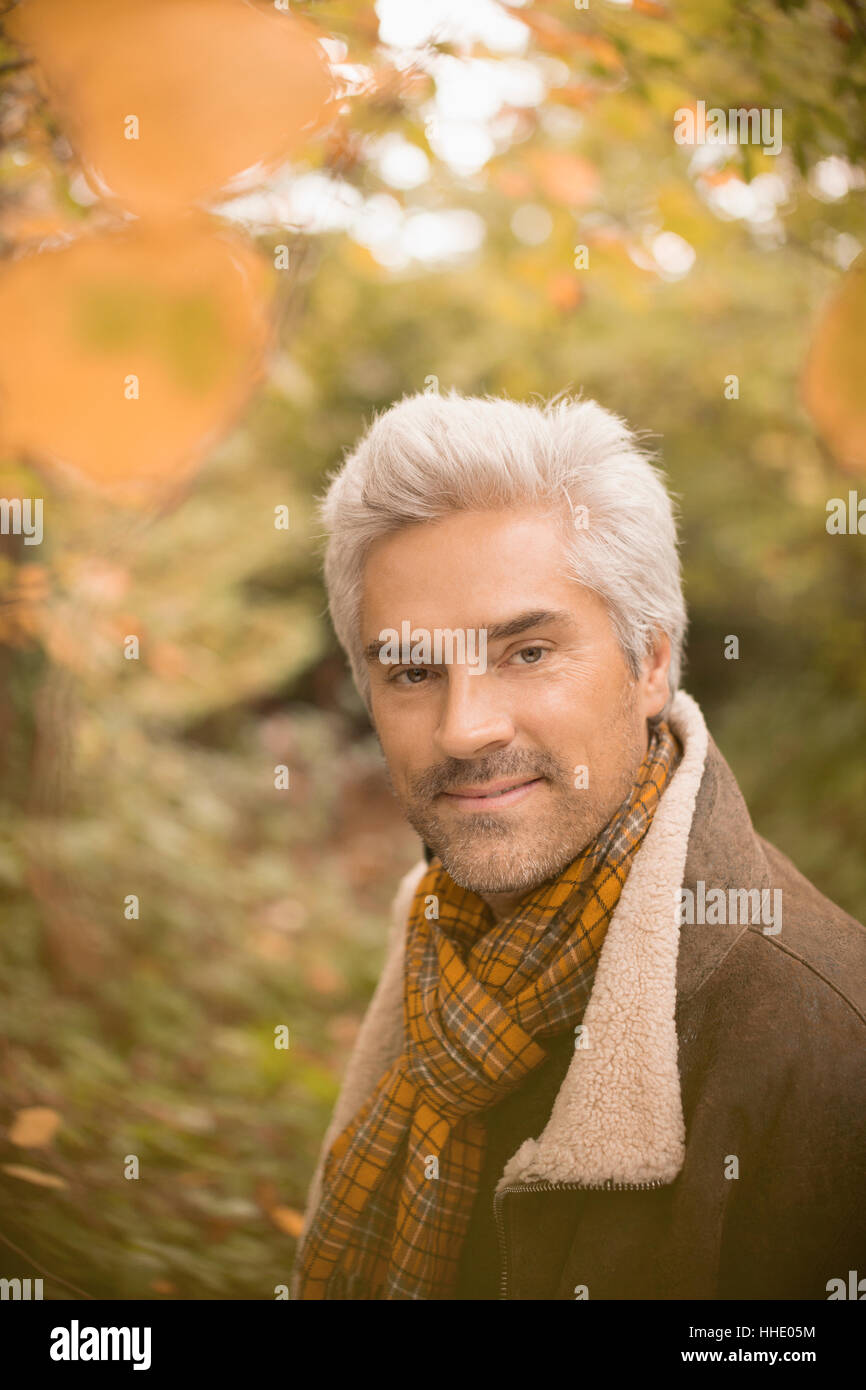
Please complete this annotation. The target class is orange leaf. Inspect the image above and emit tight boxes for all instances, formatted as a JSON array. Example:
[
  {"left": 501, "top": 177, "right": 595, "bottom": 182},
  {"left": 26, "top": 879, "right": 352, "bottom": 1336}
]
[
  {"left": 9, "top": 0, "right": 336, "bottom": 217},
  {"left": 518, "top": 11, "right": 577, "bottom": 55},
  {"left": 0, "top": 216, "right": 274, "bottom": 506},
  {"left": 1, "top": 1163, "right": 68, "bottom": 1190},
  {"left": 491, "top": 167, "right": 535, "bottom": 200},
  {"left": 530, "top": 150, "right": 599, "bottom": 208},
  {"left": 547, "top": 273, "right": 583, "bottom": 312},
  {"left": 801, "top": 257, "right": 866, "bottom": 473},
  {"left": 633, "top": 0, "right": 670, "bottom": 15},
  {"left": 569, "top": 34, "right": 626, "bottom": 72},
  {"left": 8, "top": 1106, "right": 61, "bottom": 1148},
  {"left": 307, "top": 961, "right": 343, "bottom": 995},
  {"left": 519, "top": 14, "right": 623, "bottom": 70},
  {"left": 270, "top": 1206, "right": 305, "bottom": 1238},
  {"left": 548, "top": 83, "right": 600, "bottom": 111}
]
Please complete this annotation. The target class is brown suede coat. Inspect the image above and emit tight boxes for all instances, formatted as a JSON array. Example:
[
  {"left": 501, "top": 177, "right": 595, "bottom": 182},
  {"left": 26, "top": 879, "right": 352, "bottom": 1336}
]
[{"left": 295, "top": 699, "right": 866, "bottom": 1300}]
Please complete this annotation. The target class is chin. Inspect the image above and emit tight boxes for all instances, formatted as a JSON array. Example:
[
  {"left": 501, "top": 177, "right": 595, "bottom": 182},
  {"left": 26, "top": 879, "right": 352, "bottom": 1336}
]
[{"left": 438, "top": 841, "right": 576, "bottom": 897}]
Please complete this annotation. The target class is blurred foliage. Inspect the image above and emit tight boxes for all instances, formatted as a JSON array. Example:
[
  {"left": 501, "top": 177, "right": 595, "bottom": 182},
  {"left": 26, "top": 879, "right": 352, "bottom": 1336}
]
[{"left": 0, "top": 0, "right": 864, "bottom": 1298}]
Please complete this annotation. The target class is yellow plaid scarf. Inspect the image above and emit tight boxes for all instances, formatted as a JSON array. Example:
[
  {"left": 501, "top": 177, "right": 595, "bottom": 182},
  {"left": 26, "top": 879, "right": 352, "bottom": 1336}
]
[{"left": 296, "top": 720, "right": 681, "bottom": 1300}]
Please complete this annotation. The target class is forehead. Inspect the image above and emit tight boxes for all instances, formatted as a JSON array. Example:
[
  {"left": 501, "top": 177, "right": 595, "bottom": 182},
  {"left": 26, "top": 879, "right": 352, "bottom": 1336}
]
[{"left": 360, "top": 506, "right": 578, "bottom": 628}]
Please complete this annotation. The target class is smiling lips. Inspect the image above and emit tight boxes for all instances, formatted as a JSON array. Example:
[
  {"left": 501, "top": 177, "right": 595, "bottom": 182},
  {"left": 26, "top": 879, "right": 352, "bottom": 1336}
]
[{"left": 440, "top": 776, "right": 544, "bottom": 811}]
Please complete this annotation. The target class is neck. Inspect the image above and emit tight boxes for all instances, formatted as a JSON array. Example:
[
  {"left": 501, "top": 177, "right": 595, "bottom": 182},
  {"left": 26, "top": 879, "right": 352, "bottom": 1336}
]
[{"left": 478, "top": 883, "right": 544, "bottom": 924}]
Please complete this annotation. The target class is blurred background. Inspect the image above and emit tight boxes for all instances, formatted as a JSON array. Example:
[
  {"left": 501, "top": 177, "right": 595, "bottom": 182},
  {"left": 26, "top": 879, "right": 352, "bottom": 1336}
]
[{"left": 0, "top": 0, "right": 863, "bottom": 1298}]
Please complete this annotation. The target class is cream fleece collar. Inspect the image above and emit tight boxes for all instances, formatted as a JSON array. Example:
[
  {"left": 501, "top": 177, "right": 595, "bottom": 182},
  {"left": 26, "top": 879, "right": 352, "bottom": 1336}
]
[{"left": 498, "top": 688, "right": 708, "bottom": 1189}]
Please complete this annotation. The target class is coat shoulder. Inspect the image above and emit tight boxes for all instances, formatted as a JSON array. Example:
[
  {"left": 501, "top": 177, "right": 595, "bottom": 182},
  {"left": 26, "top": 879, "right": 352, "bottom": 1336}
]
[
  {"left": 681, "top": 732, "right": 866, "bottom": 1024},
  {"left": 755, "top": 833, "right": 866, "bottom": 1024}
]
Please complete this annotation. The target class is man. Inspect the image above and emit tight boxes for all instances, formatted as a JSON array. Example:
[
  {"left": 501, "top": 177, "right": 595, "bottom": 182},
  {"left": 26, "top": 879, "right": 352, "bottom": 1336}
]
[{"left": 292, "top": 389, "right": 866, "bottom": 1300}]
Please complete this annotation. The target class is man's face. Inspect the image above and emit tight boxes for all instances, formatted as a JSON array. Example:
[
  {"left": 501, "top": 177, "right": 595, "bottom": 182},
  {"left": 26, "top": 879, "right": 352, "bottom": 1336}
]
[{"left": 360, "top": 506, "right": 671, "bottom": 914}]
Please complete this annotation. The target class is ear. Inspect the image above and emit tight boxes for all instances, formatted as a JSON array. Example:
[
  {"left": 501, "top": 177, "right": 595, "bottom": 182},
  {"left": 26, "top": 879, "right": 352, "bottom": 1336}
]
[{"left": 640, "top": 631, "right": 672, "bottom": 720}]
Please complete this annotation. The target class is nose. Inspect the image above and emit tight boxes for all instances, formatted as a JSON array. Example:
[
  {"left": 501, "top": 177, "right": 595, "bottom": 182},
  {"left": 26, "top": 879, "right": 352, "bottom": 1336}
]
[{"left": 433, "top": 669, "right": 515, "bottom": 761}]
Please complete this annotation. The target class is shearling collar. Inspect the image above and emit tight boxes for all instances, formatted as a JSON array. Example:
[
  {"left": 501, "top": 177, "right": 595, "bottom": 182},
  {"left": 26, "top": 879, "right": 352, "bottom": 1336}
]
[{"left": 498, "top": 688, "right": 710, "bottom": 1189}]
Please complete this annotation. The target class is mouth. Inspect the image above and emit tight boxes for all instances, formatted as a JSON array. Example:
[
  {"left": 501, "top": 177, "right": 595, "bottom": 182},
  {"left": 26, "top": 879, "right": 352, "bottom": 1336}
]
[{"left": 439, "top": 776, "right": 545, "bottom": 811}]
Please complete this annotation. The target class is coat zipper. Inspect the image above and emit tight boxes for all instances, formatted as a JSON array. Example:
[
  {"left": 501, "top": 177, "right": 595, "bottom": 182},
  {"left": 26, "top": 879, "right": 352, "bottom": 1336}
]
[{"left": 493, "top": 1178, "right": 667, "bottom": 1299}]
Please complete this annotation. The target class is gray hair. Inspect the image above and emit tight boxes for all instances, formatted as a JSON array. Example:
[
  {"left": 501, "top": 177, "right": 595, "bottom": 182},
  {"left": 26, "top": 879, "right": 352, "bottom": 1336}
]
[{"left": 316, "top": 388, "right": 687, "bottom": 719}]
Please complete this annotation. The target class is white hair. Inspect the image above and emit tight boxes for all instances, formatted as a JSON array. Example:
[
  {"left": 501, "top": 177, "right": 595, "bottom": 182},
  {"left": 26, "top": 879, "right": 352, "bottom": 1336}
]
[{"left": 316, "top": 388, "right": 687, "bottom": 718}]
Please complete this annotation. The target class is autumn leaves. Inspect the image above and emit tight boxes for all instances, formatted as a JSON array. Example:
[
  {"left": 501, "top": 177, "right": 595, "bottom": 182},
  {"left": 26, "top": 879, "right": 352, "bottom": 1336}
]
[{"left": 0, "top": 0, "right": 335, "bottom": 505}]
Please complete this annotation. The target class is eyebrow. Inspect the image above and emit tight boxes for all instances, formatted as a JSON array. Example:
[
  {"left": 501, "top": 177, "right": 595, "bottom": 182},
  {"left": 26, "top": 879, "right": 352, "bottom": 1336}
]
[{"left": 362, "top": 608, "right": 575, "bottom": 665}]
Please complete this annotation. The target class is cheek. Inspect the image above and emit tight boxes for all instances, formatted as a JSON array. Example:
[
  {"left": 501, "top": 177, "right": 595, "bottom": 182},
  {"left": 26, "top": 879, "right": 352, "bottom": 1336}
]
[
  {"left": 374, "top": 716, "right": 421, "bottom": 786},
  {"left": 531, "top": 663, "right": 636, "bottom": 768}
]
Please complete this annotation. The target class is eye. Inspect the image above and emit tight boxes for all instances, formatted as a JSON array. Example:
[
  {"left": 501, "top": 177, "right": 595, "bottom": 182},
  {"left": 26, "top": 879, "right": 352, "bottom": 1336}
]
[
  {"left": 511, "top": 645, "right": 548, "bottom": 665},
  {"left": 392, "top": 667, "right": 431, "bottom": 685}
]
